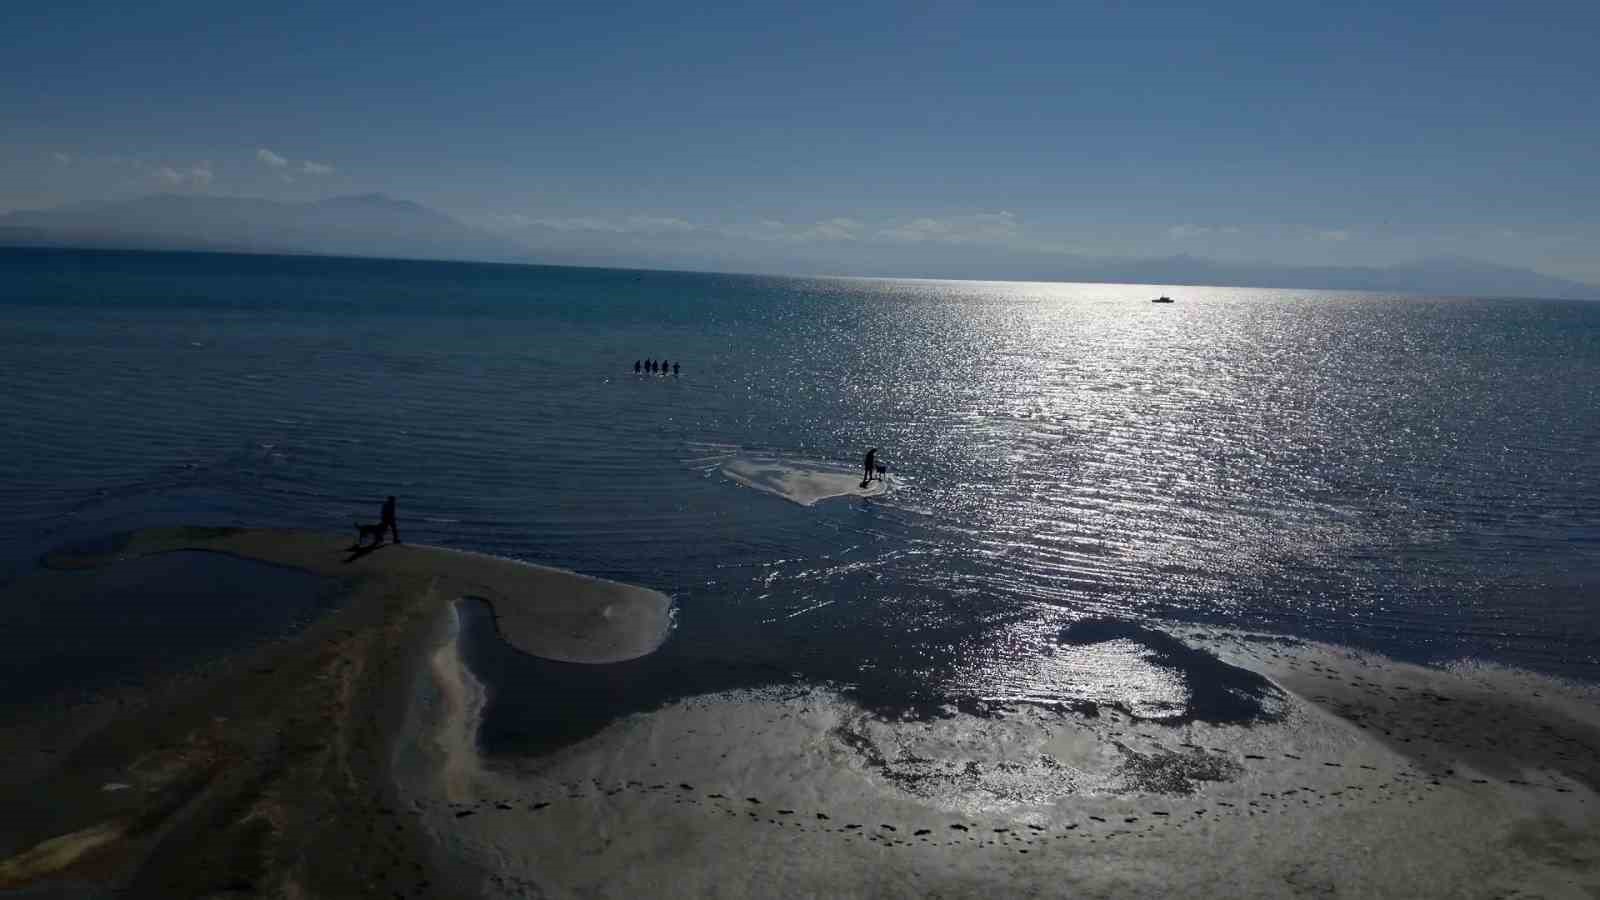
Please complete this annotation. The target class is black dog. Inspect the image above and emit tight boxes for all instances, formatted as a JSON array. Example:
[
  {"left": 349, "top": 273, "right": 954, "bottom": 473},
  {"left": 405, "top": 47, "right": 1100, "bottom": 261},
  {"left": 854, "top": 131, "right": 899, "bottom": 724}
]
[
  {"left": 861, "top": 464, "right": 889, "bottom": 489},
  {"left": 353, "top": 521, "right": 387, "bottom": 547}
]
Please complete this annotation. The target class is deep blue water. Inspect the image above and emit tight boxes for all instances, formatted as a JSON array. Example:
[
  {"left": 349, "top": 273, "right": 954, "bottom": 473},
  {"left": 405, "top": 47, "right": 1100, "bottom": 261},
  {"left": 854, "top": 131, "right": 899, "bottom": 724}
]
[{"left": 2, "top": 246, "right": 1597, "bottom": 719}]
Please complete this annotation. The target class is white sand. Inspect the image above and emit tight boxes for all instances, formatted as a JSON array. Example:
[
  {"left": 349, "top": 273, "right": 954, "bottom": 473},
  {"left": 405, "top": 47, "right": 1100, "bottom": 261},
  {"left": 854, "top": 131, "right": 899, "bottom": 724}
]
[
  {"left": 722, "top": 455, "right": 888, "bottom": 506},
  {"left": 403, "top": 621, "right": 1600, "bottom": 899}
]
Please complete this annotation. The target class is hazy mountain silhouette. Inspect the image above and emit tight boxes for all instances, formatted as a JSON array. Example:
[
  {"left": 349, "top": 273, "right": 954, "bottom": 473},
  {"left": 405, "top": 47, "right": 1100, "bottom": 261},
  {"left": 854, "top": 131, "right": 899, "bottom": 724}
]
[
  {"left": 0, "top": 193, "right": 528, "bottom": 263},
  {"left": 3, "top": 194, "right": 1593, "bottom": 299},
  {"left": 497, "top": 219, "right": 1597, "bottom": 299},
  {"left": 1102, "top": 253, "right": 1597, "bottom": 300}
]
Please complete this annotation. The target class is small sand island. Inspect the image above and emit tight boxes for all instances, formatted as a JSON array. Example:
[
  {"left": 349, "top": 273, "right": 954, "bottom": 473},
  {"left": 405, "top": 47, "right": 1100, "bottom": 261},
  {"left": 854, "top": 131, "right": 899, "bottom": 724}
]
[
  {"left": 3, "top": 527, "right": 1598, "bottom": 898},
  {"left": 721, "top": 455, "right": 889, "bottom": 506}
]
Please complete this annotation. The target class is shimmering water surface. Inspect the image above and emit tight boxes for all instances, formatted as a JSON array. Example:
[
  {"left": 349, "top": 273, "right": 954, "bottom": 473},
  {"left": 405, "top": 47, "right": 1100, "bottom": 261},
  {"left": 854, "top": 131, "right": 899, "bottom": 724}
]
[{"left": 2, "top": 248, "right": 1597, "bottom": 726}]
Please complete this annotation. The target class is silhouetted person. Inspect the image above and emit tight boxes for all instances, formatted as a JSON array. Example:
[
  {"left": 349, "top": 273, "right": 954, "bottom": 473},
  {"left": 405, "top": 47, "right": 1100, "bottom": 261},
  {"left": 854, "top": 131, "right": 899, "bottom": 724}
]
[
  {"left": 862, "top": 448, "right": 878, "bottom": 488},
  {"left": 634, "top": 360, "right": 641, "bottom": 374},
  {"left": 381, "top": 495, "right": 401, "bottom": 544},
  {"left": 647, "top": 358, "right": 656, "bottom": 373},
  {"left": 673, "top": 362, "right": 680, "bottom": 376}
]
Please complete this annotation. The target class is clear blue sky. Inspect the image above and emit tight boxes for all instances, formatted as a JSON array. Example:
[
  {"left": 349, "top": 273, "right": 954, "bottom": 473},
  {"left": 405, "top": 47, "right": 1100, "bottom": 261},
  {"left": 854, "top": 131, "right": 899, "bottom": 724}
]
[{"left": 5, "top": 0, "right": 1598, "bottom": 280}]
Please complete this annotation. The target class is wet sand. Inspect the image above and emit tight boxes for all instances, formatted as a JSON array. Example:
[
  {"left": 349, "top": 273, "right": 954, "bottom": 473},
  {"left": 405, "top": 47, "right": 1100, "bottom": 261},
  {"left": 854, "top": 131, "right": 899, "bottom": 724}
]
[
  {"left": 0, "top": 527, "right": 669, "bottom": 897},
  {"left": 4, "top": 528, "right": 1598, "bottom": 897},
  {"left": 721, "top": 456, "right": 889, "bottom": 506},
  {"left": 412, "top": 625, "right": 1600, "bottom": 899}
]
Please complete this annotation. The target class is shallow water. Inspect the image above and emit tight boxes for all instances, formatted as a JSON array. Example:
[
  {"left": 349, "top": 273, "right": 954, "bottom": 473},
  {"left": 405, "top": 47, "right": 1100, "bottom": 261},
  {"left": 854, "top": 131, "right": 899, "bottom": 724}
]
[
  {"left": 2, "top": 247, "right": 1597, "bottom": 726},
  {"left": 0, "top": 550, "right": 337, "bottom": 709}
]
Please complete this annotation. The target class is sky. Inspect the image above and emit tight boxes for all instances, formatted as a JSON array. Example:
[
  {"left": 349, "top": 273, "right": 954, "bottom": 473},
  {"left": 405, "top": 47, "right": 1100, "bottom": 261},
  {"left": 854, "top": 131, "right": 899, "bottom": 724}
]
[{"left": 4, "top": 0, "right": 1598, "bottom": 282}]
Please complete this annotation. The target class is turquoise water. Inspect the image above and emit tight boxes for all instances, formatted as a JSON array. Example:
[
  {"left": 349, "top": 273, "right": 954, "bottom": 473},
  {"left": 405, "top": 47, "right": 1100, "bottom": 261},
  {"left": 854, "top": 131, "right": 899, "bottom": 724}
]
[{"left": 2, "top": 247, "right": 1597, "bottom": 716}]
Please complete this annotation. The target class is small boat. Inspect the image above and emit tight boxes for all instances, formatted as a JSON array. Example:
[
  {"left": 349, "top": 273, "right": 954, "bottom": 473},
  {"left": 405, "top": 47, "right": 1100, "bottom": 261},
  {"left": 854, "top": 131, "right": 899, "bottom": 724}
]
[{"left": 1151, "top": 296, "right": 1175, "bottom": 303}]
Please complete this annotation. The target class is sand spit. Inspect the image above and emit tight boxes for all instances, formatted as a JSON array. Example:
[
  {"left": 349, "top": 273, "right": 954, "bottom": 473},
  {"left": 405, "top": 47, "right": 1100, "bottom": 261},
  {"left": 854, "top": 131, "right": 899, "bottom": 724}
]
[
  {"left": 42, "top": 526, "right": 674, "bottom": 665},
  {"left": 407, "top": 626, "right": 1600, "bottom": 899},
  {"left": 721, "top": 456, "right": 887, "bottom": 506},
  {"left": 0, "top": 527, "right": 671, "bottom": 897}
]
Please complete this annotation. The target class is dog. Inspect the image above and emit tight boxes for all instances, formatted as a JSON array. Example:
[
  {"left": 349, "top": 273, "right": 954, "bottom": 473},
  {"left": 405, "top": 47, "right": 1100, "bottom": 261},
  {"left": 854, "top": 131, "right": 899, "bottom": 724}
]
[
  {"left": 861, "top": 463, "right": 888, "bottom": 489},
  {"left": 353, "top": 521, "right": 387, "bottom": 547}
]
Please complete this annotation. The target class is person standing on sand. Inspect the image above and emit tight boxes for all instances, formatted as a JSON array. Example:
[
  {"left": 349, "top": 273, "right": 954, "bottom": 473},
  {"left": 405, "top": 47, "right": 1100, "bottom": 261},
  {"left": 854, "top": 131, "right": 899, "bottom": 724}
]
[
  {"left": 862, "top": 448, "right": 878, "bottom": 487},
  {"left": 380, "top": 496, "right": 401, "bottom": 544}
]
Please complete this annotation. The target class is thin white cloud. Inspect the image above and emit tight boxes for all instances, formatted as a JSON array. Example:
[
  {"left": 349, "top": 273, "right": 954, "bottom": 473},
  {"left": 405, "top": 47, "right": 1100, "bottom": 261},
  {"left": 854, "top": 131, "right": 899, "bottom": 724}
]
[
  {"left": 877, "top": 211, "right": 1019, "bottom": 245},
  {"left": 722, "top": 212, "right": 1029, "bottom": 246},
  {"left": 151, "top": 163, "right": 214, "bottom": 188},
  {"left": 488, "top": 208, "right": 1062, "bottom": 254},
  {"left": 1167, "top": 224, "right": 1244, "bottom": 239},
  {"left": 624, "top": 214, "right": 695, "bottom": 233},
  {"left": 719, "top": 220, "right": 793, "bottom": 242},
  {"left": 501, "top": 213, "right": 700, "bottom": 235},
  {"left": 52, "top": 152, "right": 72, "bottom": 165},
  {"left": 528, "top": 216, "right": 624, "bottom": 232},
  {"left": 1318, "top": 229, "right": 1351, "bottom": 242},
  {"left": 720, "top": 217, "right": 865, "bottom": 244},
  {"left": 256, "top": 147, "right": 289, "bottom": 168},
  {"left": 803, "top": 217, "right": 863, "bottom": 241},
  {"left": 300, "top": 160, "right": 334, "bottom": 175}
]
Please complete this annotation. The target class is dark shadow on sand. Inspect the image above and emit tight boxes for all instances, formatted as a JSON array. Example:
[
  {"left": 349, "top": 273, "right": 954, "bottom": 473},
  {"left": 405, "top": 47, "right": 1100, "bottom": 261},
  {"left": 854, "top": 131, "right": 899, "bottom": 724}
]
[{"left": 342, "top": 542, "right": 390, "bottom": 564}]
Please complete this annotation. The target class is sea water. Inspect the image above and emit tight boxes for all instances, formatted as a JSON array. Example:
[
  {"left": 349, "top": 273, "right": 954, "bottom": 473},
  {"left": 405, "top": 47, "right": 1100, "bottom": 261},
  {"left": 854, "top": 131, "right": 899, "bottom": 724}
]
[{"left": 1, "top": 247, "right": 1596, "bottom": 725}]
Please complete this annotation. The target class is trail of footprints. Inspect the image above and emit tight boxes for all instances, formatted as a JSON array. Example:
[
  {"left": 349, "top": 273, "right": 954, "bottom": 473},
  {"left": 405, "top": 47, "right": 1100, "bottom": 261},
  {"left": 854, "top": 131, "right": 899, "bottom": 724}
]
[
  {"left": 421, "top": 749, "right": 1586, "bottom": 854},
  {"left": 1227, "top": 638, "right": 1600, "bottom": 793},
  {"left": 425, "top": 640, "right": 1593, "bottom": 858}
]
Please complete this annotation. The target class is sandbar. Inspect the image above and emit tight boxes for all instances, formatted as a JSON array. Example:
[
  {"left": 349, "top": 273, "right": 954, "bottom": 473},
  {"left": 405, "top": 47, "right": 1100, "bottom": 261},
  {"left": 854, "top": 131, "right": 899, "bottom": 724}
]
[
  {"left": 41, "top": 526, "right": 673, "bottom": 665},
  {"left": 721, "top": 455, "right": 888, "bottom": 506},
  {"left": 0, "top": 526, "right": 671, "bottom": 897}
]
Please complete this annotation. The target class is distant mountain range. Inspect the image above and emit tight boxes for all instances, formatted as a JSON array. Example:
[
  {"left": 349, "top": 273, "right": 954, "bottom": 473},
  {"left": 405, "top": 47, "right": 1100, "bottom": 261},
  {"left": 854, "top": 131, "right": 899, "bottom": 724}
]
[
  {"left": 2, "top": 193, "right": 1594, "bottom": 300},
  {"left": 1078, "top": 253, "right": 1600, "bottom": 301},
  {"left": 0, "top": 193, "right": 528, "bottom": 263}
]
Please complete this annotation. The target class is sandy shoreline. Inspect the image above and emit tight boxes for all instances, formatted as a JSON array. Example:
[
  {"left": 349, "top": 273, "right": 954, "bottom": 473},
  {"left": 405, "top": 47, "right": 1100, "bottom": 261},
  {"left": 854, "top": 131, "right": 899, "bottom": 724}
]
[
  {"left": 0, "top": 527, "right": 670, "bottom": 897},
  {"left": 407, "top": 626, "right": 1600, "bottom": 899},
  {"left": 4, "top": 527, "right": 1598, "bottom": 897}
]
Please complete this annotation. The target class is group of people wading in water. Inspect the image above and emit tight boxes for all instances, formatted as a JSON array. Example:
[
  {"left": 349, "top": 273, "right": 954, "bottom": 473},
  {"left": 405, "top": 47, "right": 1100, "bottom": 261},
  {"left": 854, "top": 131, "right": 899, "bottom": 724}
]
[
  {"left": 633, "top": 357, "right": 888, "bottom": 493},
  {"left": 634, "top": 359, "right": 679, "bottom": 375}
]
